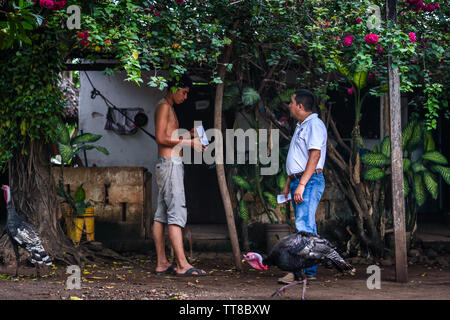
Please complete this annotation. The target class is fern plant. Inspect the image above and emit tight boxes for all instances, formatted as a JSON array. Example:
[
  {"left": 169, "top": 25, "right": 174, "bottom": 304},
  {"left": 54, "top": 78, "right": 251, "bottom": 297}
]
[{"left": 362, "top": 119, "right": 450, "bottom": 231}]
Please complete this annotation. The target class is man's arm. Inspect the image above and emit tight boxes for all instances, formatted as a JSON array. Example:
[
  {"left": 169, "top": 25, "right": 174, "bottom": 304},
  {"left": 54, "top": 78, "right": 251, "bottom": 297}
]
[
  {"left": 293, "top": 149, "right": 321, "bottom": 204},
  {"left": 155, "top": 103, "right": 204, "bottom": 151}
]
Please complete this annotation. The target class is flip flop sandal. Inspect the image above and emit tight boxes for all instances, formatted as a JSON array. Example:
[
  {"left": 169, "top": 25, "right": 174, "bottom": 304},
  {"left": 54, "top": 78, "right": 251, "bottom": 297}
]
[
  {"left": 155, "top": 264, "right": 176, "bottom": 275},
  {"left": 176, "top": 267, "right": 207, "bottom": 277}
]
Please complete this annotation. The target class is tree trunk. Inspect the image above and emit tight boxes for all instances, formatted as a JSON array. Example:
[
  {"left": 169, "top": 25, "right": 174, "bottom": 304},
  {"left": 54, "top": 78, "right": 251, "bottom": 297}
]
[
  {"left": 0, "top": 140, "right": 82, "bottom": 266},
  {"left": 214, "top": 31, "right": 242, "bottom": 271},
  {"left": 321, "top": 106, "right": 384, "bottom": 257},
  {"left": 0, "top": 140, "right": 124, "bottom": 268}
]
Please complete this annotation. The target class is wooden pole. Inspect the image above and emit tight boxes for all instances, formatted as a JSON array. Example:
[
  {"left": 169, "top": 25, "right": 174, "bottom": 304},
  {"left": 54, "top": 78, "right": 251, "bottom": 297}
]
[
  {"left": 386, "top": 0, "right": 408, "bottom": 283},
  {"left": 213, "top": 27, "right": 242, "bottom": 271}
]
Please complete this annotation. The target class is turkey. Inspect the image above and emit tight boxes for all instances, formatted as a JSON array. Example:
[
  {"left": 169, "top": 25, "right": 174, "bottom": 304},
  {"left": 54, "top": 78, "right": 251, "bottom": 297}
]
[
  {"left": 243, "top": 231, "right": 355, "bottom": 300},
  {"left": 2, "top": 185, "right": 52, "bottom": 278}
]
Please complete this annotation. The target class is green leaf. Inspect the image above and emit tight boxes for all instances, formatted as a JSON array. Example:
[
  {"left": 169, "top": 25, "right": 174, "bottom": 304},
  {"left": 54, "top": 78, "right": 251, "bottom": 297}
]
[
  {"left": 232, "top": 175, "right": 252, "bottom": 191},
  {"left": 353, "top": 71, "right": 368, "bottom": 89},
  {"left": 407, "top": 121, "right": 423, "bottom": 151},
  {"left": 263, "top": 192, "right": 278, "bottom": 208},
  {"left": 333, "top": 57, "right": 349, "bottom": 77},
  {"left": 412, "top": 162, "right": 426, "bottom": 173},
  {"left": 71, "top": 133, "right": 102, "bottom": 145},
  {"left": 277, "top": 173, "right": 287, "bottom": 190},
  {"left": 239, "top": 199, "right": 249, "bottom": 221},
  {"left": 78, "top": 145, "right": 109, "bottom": 156},
  {"left": 380, "top": 136, "right": 391, "bottom": 158},
  {"left": 361, "top": 153, "right": 390, "bottom": 167},
  {"left": 242, "top": 87, "right": 261, "bottom": 106},
  {"left": 403, "top": 175, "right": 410, "bottom": 197},
  {"left": 74, "top": 183, "right": 86, "bottom": 203},
  {"left": 364, "top": 167, "right": 385, "bottom": 181},
  {"left": 423, "top": 171, "right": 438, "bottom": 200},
  {"left": 423, "top": 130, "right": 435, "bottom": 152},
  {"left": 56, "top": 122, "right": 70, "bottom": 145},
  {"left": 75, "top": 202, "right": 88, "bottom": 215},
  {"left": 422, "top": 151, "right": 448, "bottom": 165},
  {"left": 403, "top": 158, "right": 411, "bottom": 172},
  {"left": 401, "top": 120, "right": 416, "bottom": 151},
  {"left": 58, "top": 143, "right": 73, "bottom": 163},
  {"left": 431, "top": 165, "right": 450, "bottom": 185},
  {"left": 413, "top": 173, "right": 426, "bottom": 207}
]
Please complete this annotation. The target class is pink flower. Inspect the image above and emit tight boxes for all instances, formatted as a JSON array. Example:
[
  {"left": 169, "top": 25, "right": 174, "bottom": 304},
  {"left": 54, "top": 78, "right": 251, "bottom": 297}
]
[
  {"left": 155, "top": 11, "right": 161, "bottom": 17},
  {"left": 175, "top": 0, "right": 185, "bottom": 3},
  {"left": 377, "top": 44, "right": 384, "bottom": 53},
  {"left": 104, "top": 40, "right": 111, "bottom": 44},
  {"left": 355, "top": 18, "right": 362, "bottom": 24},
  {"left": 38, "top": 0, "right": 65, "bottom": 10},
  {"left": 77, "top": 30, "right": 89, "bottom": 40},
  {"left": 342, "top": 35, "right": 354, "bottom": 47},
  {"left": 409, "top": 32, "right": 416, "bottom": 43},
  {"left": 348, "top": 87, "right": 354, "bottom": 95},
  {"left": 77, "top": 30, "right": 90, "bottom": 46},
  {"left": 365, "top": 33, "right": 379, "bottom": 45},
  {"left": 323, "top": 21, "right": 331, "bottom": 28}
]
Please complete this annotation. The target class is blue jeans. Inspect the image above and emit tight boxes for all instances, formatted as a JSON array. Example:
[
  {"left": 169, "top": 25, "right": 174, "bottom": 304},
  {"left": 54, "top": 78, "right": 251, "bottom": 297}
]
[{"left": 290, "top": 173, "right": 325, "bottom": 276}]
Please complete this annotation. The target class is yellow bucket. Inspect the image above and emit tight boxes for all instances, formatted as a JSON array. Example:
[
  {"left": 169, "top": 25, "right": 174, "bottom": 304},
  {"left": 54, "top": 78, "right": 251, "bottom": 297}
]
[{"left": 65, "top": 207, "right": 95, "bottom": 243}]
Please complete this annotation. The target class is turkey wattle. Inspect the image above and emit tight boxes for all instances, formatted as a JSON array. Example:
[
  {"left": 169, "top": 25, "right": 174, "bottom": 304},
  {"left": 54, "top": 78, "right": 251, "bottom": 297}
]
[
  {"left": 2, "top": 185, "right": 52, "bottom": 278},
  {"left": 243, "top": 231, "right": 355, "bottom": 300}
]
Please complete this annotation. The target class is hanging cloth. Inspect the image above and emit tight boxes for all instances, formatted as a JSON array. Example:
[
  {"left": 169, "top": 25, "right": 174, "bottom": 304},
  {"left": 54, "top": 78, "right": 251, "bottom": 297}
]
[{"left": 104, "top": 107, "right": 145, "bottom": 135}]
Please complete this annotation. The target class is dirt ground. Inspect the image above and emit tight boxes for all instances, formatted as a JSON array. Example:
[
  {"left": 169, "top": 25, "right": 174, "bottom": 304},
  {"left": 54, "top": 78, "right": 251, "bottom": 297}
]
[{"left": 0, "top": 254, "right": 449, "bottom": 300}]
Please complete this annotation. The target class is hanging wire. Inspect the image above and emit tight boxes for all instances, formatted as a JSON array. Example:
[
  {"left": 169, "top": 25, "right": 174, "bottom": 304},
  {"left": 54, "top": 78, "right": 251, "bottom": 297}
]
[{"left": 83, "top": 71, "right": 156, "bottom": 141}]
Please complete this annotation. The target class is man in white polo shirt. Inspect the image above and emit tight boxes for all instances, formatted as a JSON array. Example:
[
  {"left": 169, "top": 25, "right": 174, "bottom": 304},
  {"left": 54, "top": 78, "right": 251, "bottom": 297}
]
[{"left": 279, "top": 89, "right": 327, "bottom": 283}]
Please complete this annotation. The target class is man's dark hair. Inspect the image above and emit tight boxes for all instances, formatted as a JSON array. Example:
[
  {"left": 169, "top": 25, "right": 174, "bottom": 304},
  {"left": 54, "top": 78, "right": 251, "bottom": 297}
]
[
  {"left": 168, "top": 74, "right": 193, "bottom": 90},
  {"left": 294, "top": 89, "right": 316, "bottom": 112}
]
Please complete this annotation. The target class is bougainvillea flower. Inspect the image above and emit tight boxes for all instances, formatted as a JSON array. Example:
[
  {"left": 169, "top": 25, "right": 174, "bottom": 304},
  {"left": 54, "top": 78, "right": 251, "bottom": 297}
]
[
  {"left": 342, "top": 35, "right": 354, "bottom": 47},
  {"left": 175, "top": 0, "right": 185, "bottom": 4},
  {"left": 365, "top": 33, "right": 379, "bottom": 45},
  {"left": 355, "top": 18, "right": 362, "bottom": 24},
  {"left": 409, "top": 32, "right": 417, "bottom": 43},
  {"left": 348, "top": 87, "right": 354, "bottom": 95},
  {"left": 377, "top": 44, "right": 384, "bottom": 53}
]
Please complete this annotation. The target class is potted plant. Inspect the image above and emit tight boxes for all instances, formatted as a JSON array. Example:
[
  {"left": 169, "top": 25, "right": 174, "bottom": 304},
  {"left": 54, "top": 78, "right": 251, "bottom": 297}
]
[
  {"left": 61, "top": 183, "right": 95, "bottom": 243},
  {"left": 54, "top": 121, "right": 109, "bottom": 243},
  {"left": 232, "top": 155, "right": 293, "bottom": 254}
]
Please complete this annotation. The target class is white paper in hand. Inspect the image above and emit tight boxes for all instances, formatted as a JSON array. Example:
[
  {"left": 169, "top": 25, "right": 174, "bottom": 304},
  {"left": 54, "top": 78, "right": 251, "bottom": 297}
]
[
  {"left": 196, "top": 125, "right": 209, "bottom": 146},
  {"left": 277, "top": 193, "right": 291, "bottom": 204}
]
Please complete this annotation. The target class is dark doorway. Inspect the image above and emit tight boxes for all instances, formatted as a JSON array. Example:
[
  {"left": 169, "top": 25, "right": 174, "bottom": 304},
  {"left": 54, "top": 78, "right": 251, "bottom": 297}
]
[{"left": 173, "top": 85, "right": 227, "bottom": 224}]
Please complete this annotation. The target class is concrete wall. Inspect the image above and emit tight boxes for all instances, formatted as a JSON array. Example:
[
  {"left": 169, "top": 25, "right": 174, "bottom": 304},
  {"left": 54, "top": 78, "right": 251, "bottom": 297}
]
[
  {"left": 52, "top": 167, "right": 152, "bottom": 241},
  {"left": 79, "top": 71, "right": 166, "bottom": 213}
]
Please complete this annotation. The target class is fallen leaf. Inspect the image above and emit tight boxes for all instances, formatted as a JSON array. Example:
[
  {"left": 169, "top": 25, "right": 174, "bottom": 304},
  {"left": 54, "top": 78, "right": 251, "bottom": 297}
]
[{"left": 70, "top": 296, "right": 83, "bottom": 300}]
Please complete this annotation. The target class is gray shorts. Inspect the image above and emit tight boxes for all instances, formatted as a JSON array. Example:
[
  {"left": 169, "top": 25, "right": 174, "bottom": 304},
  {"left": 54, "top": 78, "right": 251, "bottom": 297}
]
[{"left": 154, "top": 157, "right": 187, "bottom": 228}]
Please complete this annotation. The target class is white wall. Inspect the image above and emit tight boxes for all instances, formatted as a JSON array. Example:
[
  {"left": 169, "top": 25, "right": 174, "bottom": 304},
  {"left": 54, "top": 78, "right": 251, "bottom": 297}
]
[{"left": 79, "top": 71, "right": 166, "bottom": 213}]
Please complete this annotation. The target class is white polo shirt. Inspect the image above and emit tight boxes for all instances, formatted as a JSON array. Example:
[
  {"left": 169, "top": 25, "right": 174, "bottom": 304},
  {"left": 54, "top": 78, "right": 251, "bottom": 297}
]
[{"left": 286, "top": 113, "right": 327, "bottom": 176}]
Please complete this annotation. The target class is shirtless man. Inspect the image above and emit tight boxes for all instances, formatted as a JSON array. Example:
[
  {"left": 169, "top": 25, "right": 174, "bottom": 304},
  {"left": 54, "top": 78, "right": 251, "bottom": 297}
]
[{"left": 153, "top": 74, "right": 207, "bottom": 276}]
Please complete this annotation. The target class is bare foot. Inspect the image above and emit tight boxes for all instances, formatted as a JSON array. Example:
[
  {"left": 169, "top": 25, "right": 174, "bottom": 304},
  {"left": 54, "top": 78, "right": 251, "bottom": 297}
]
[{"left": 155, "top": 261, "right": 175, "bottom": 273}]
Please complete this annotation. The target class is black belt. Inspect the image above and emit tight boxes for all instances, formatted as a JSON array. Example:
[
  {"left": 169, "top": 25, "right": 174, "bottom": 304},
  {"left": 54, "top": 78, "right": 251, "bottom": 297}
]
[{"left": 289, "top": 169, "right": 323, "bottom": 180}]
